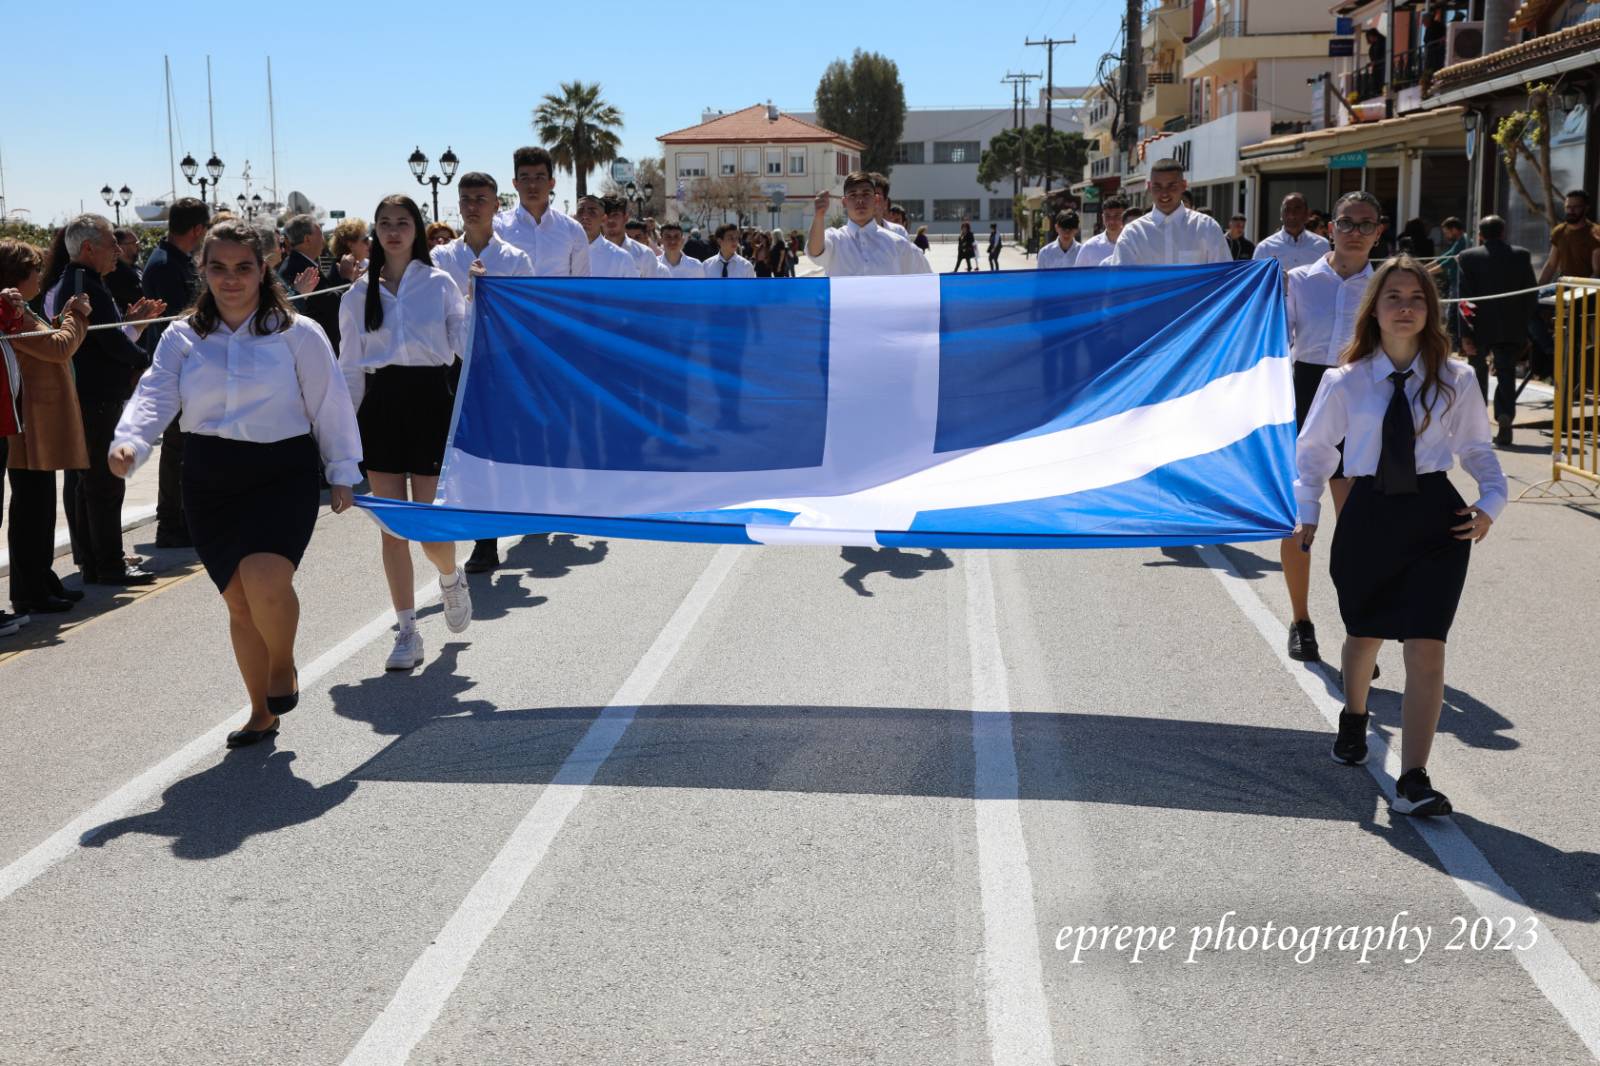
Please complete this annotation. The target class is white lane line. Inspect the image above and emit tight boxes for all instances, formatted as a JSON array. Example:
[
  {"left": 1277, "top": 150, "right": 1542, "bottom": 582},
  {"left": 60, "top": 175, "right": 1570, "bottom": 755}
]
[
  {"left": 1199, "top": 543, "right": 1600, "bottom": 1061},
  {"left": 965, "top": 550, "right": 1058, "bottom": 1066},
  {"left": 0, "top": 576, "right": 445, "bottom": 904},
  {"left": 340, "top": 544, "right": 742, "bottom": 1066}
]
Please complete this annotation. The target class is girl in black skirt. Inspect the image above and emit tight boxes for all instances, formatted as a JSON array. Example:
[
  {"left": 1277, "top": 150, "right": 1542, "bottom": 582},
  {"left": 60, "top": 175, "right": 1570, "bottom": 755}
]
[
  {"left": 110, "top": 221, "right": 363, "bottom": 748},
  {"left": 1293, "top": 256, "right": 1507, "bottom": 817},
  {"left": 337, "top": 195, "right": 473, "bottom": 673}
]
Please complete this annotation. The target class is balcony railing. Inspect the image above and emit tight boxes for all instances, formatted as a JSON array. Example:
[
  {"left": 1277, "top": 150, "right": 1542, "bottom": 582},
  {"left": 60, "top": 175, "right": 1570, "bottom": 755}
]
[{"left": 1186, "top": 18, "right": 1244, "bottom": 56}]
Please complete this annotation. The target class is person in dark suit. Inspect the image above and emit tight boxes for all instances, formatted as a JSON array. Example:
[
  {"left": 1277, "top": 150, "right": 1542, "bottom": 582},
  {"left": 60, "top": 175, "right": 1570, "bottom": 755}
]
[
  {"left": 140, "top": 197, "right": 209, "bottom": 547},
  {"left": 1456, "top": 215, "right": 1537, "bottom": 447},
  {"left": 62, "top": 214, "right": 166, "bottom": 584},
  {"left": 277, "top": 212, "right": 342, "bottom": 350},
  {"left": 105, "top": 228, "right": 145, "bottom": 311}
]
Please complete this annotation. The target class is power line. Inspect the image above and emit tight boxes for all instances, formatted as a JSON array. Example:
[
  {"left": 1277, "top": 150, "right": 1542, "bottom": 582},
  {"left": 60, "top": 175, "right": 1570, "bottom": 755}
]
[{"left": 1026, "top": 36, "right": 1077, "bottom": 193}]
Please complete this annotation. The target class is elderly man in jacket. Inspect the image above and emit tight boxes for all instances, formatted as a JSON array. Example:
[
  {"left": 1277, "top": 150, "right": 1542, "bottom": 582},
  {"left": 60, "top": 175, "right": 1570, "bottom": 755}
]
[{"left": 1457, "top": 215, "right": 1537, "bottom": 447}]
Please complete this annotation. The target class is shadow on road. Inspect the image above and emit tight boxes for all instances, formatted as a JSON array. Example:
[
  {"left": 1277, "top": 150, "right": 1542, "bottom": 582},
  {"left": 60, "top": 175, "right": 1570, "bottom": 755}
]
[
  {"left": 502, "top": 533, "right": 610, "bottom": 580},
  {"left": 1143, "top": 544, "right": 1281, "bottom": 578},
  {"left": 838, "top": 546, "right": 953, "bottom": 597}
]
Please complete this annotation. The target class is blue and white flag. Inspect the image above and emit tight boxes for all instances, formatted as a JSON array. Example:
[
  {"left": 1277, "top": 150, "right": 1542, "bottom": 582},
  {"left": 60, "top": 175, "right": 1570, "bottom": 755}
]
[{"left": 358, "top": 263, "right": 1296, "bottom": 548}]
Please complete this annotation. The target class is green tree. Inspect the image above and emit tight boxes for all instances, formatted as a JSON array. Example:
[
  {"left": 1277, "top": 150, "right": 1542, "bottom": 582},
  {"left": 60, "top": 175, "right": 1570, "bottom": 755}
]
[
  {"left": 814, "top": 51, "right": 907, "bottom": 175},
  {"left": 976, "top": 126, "right": 1090, "bottom": 191},
  {"left": 533, "top": 81, "right": 623, "bottom": 197}
]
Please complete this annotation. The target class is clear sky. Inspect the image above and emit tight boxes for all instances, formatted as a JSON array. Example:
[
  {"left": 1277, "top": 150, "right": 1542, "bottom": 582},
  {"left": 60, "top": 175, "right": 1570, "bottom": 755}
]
[{"left": 1, "top": 0, "right": 1122, "bottom": 227}]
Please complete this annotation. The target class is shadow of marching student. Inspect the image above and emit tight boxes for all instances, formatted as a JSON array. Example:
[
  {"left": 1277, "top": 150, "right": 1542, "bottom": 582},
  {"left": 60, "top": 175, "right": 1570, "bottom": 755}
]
[
  {"left": 838, "top": 546, "right": 954, "bottom": 597},
  {"left": 328, "top": 642, "right": 497, "bottom": 739},
  {"left": 502, "top": 533, "right": 610, "bottom": 581},
  {"left": 78, "top": 747, "right": 357, "bottom": 860},
  {"left": 1355, "top": 680, "right": 1520, "bottom": 753},
  {"left": 1143, "top": 543, "right": 1281, "bottom": 579}
]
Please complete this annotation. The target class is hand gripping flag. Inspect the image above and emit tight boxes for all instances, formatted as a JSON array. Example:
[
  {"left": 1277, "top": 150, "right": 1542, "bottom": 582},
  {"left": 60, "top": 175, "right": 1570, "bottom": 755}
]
[{"left": 358, "top": 262, "right": 1296, "bottom": 548}]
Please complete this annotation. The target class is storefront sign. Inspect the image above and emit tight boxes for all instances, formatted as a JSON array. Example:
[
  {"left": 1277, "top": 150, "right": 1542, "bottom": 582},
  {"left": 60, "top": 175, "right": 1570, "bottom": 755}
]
[
  {"left": 1329, "top": 38, "right": 1355, "bottom": 57},
  {"left": 1328, "top": 150, "right": 1368, "bottom": 170}
]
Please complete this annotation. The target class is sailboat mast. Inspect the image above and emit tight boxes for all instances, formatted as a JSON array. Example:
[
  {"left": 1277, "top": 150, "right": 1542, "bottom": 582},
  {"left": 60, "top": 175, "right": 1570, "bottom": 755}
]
[
  {"left": 164, "top": 55, "right": 177, "bottom": 198},
  {"left": 267, "top": 57, "right": 279, "bottom": 209},
  {"left": 206, "top": 55, "right": 216, "bottom": 156}
]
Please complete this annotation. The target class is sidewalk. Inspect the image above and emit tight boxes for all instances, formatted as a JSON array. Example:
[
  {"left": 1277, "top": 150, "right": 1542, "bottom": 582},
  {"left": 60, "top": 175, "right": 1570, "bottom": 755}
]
[{"left": 0, "top": 439, "right": 164, "bottom": 578}]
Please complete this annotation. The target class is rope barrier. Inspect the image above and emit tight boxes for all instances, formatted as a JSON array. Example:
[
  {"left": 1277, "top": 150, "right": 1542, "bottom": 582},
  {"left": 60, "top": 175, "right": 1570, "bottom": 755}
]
[{"left": 0, "top": 282, "right": 356, "bottom": 342}]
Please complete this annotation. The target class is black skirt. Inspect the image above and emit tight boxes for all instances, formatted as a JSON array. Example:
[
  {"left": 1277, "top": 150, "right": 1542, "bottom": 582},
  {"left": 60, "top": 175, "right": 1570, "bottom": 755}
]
[
  {"left": 1294, "top": 360, "right": 1344, "bottom": 479},
  {"left": 182, "top": 433, "right": 322, "bottom": 591},
  {"left": 357, "top": 363, "right": 456, "bottom": 477},
  {"left": 1329, "top": 472, "right": 1471, "bottom": 642}
]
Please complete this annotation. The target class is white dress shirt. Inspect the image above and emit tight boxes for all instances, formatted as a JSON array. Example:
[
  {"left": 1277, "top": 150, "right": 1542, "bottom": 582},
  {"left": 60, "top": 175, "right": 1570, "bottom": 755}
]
[
  {"left": 112, "top": 315, "right": 363, "bottom": 485},
  {"left": 429, "top": 233, "right": 534, "bottom": 300},
  {"left": 493, "top": 203, "right": 590, "bottom": 277},
  {"left": 1107, "top": 204, "right": 1231, "bottom": 266},
  {"left": 808, "top": 219, "right": 933, "bottom": 277},
  {"left": 1037, "top": 239, "right": 1083, "bottom": 269},
  {"left": 587, "top": 235, "right": 642, "bottom": 279},
  {"left": 658, "top": 253, "right": 706, "bottom": 279},
  {"left": 337, "top": 260, "right": 466, "bottom": 409},
  {"left": 702, "top": 252, "right": 757, "bottom": 279},
  {"left": 624, "top": 236, "right": 659, "bottom": 278},
  {"left": 1286, "top": 256, "right": 1373, "bottom": 367},
  {"left": 882, "top": 219, "right": 910, "bottom": 240},
  {"left": 1254, "top": 227, "right": 1331, "bottom": 272},
  {"left": 1295, "top": 351, "right": 1506, "bottom": 526},
  {"left": 1075, "top": 231, "right": 1117, "bottom": 268}
]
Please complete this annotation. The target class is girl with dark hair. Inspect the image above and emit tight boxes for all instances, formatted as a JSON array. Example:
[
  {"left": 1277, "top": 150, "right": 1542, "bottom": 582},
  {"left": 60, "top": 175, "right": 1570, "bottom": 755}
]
[
  {"left": 955, "top": 221, "right": 977, "bottom": 272},
  {"left": 1294, "top": 256, "right": 1506, "bottom": 817},
  {"left": 35, "top": 227, "right": 71, "bottom": 317},
  {"left": 109, "top": 221, "right": 363, "bottom": 748},
  {"left": 337, "top": 194, "right": 472, "bottom": 673}
]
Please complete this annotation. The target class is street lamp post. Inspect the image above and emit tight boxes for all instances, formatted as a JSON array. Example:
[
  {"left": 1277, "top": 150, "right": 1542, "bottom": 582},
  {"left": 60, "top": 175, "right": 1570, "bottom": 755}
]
[
  {"left": 179, "top": 152, "right": 225, "bottom": 207},
  {"left": 236, "top": 192, "right": 265, "bottom": 221},
  {"left": 100, "top": 184, "right": 132, "bottom": 225},
  {"left": 408, "top": 146, "right": 459, "bottom": 223},
  {"left": 624, "top": 181, "right": 652, "bottom": 220}
]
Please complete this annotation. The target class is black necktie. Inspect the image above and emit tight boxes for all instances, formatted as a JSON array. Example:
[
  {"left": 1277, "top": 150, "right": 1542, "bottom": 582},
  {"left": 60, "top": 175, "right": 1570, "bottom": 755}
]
[
  {"left": 721, "top": 259, "right": 729, "bottom": 278},
  {"left": 1377, "top": 368, "right": 1419, "bottom": 495}
]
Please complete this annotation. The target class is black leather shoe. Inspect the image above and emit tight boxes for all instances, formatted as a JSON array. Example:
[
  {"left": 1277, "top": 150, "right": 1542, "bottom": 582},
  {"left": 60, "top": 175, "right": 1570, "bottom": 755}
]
[
  {"left": 51, "top": 582, "right": 85, "bottom": 602},
  {"left": 1287, "top": 620, "right": 1320, "bottom": 662},
  {"left": 226, "top": 718, "right": 280, "bottom": 748},
  {"left": 13, "top": 595, "right": 73, "bottom": 615},
  {"left": 155, "top": 531, "right": 194, "bottom": 549},
  {"left": 464, "top": 540, "right": 499, "bottom": 574},
  {"left": 266, "top": 670, "right": 299, "bottom": 716},
  {"left": 87, "top": 566, "right": 158, "bottom": 587}
]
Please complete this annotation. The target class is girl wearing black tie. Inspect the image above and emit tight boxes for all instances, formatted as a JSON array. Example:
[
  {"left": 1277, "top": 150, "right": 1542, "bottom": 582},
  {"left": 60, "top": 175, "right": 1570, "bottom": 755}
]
[
  {"left": 110, "top": 222, "right": 363, "bottom": 747},
  {"left": 1293, "top": 257, "right": 1506, "bottom": 817}
]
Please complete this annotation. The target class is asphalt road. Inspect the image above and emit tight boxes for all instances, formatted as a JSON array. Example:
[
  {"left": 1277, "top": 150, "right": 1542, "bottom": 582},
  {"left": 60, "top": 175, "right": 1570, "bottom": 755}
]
[{"left": 1, "top": 383, "right": 1597, "bottom": 1065}]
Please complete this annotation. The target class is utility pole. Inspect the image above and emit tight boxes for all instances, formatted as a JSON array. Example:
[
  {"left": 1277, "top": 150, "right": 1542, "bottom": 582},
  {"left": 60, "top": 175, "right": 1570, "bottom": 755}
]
[
  {"left": 1119, "top": 0, "right": 1142, "bottom": 160},
  {"left": 1003, "top": 73, "right": 1039, "bottom": 243},
  {"left": 1025, "top": 35, "right": 1076, "bottom": 194}
]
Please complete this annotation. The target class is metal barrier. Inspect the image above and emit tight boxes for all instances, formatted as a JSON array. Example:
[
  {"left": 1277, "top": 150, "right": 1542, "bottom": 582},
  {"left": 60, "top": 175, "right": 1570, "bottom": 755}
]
[{"left": 1522, "top": 277, "right": 1600, "bottom": 500}]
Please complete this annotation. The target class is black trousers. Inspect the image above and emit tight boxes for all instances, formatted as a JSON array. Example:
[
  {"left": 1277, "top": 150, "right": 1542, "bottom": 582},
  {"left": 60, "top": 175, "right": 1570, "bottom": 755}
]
[
  {"left": 1469, "top": 343, "right": 1521, "bottom": 422},
  {"left": 75, "top": 396, "right": 129, "bottom": 576},
  {"left": 987, "top": 248, "right": 1001, "bottom": 270},
  {"left": 7, "top": 466, "right": 63, "bottom": 606},
  {"left": 156, "top": 422, "right": 188, "bottom": 540}
]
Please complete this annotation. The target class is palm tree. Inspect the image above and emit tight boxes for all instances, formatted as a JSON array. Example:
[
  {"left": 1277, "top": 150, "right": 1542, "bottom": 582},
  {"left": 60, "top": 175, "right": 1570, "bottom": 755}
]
[{"left": 533, "top": 81, "right": 623, "bottom": 197}]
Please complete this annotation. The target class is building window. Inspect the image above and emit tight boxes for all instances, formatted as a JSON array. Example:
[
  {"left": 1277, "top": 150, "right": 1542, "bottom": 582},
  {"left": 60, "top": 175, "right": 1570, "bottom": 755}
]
[
  {"left": 836, "top": 152, "right": 850, "bottom": 177},
  {"left": 933, "top": 198, "right": 981, "bottom": 221},
  {"left": 741, "top": 148, "right": 760, "bottom": 174},
  {"left": 766, "top": 148, "right": 783, "bottom": 175},
  {"left": 677, "top": 153, "right": 708, "bottom": 178},
  {"left": 788, "top": 148, "right": 806, "bottom": 174},
  {"left": 719, "top": 148, "right": 736, "bottom": 176},
  {"left": 894, "top": 141, "right": 926, "bottom": 165},
  {"left": 900, "top": 200, "right": 927, "bottom": 223},
  {"left": 989, "top": 198, "right": 1014, "bottom": 221},
  {"left": 933, "top": 141, "right": 981, "bottom": 164}
]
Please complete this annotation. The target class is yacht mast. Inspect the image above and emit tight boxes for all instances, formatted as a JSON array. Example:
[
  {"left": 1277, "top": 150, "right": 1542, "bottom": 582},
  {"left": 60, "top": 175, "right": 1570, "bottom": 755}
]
[
  {"left": 267, "top": 57, "right": 280, "bottom": 209},
  {"left": 164, "top": 55, "right": 177, "bottom": 198},
  {"left": 206, "top": 55, "right": 216, "bottom": 157}
]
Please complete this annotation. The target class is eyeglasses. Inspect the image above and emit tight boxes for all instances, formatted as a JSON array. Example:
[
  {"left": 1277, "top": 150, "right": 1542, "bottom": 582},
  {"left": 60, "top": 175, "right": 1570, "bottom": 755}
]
[{"left": 1333, "top": 217, "right": 1380, "bottom": 235}]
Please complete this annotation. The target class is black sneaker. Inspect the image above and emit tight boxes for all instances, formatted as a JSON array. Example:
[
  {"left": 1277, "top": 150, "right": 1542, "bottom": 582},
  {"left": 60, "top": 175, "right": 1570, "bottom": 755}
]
[
  {"left": 1288, "top": 620, "right": 1320, "bottom": 662},
  {"left": 1392, "top": 767, "right": 1453, "bottom": 817},
  {"left": 464, "top": 539, "right": 500, "bottom": 574},
  {"left": 1331, "top": 708, "right": 1369, "bottom": 765}
]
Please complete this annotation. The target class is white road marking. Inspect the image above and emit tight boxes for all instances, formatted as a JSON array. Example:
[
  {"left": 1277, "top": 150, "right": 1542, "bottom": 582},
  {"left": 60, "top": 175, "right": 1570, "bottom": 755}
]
[
  {"left": 339, "top": 545, "right": 742, "bottom": 1066},
  {"left": 965, "top": 550, "right": 1058, "bottom": 1066},
  {"left": 1199, "top": 543, "right": 1600, "bottom": 1061},
  {"left": 0, "top": 576, "right": 445, "bottom": 904}
]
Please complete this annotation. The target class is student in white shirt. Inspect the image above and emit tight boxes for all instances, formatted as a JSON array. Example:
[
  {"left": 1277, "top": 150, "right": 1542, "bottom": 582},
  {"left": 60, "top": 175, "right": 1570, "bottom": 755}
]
[
  {"left": 1295, "top": 257, "right": 1505, "bottom": 818},
  {"left": 1253, "top": 192, "right": 1331, "bottom": 273},
  {"left": 108, "top": 221, "right": 362, "bottom": 748},
  {"left": 704, "top": 223, "right": 757, "bottom": 278},
  {"left": 869, "top": 173, "right": 910, "bottom": 239},
  {"left": 1281, "top": 190, "right": 1385, "bottom": 664},
  {"left": 574, "top": 196, "right": 641, "bottom": 278},
  {"left": 656, "top": 221, "right": 705, "bottom": 278},
  {"left": 338, "top": 195, "right": 473, "bottom": 672},
  {"left": 1076, "top": 196, "right": 1127, "bottom": 267},
  {"left": 492, "top": 145, "right": 589, "bottom": 277},
  {"left": 1107, "top": 158, "right": 1231, "bottom": 266},
  {"left": 806, "top": 171, "right": 932, "bottom": 277},
  {"left": 618, "top": 217, "right": 661, "bottom": 278},
  {"left": 1036, "top": 210, "right": 1084, "bottom": 269}
]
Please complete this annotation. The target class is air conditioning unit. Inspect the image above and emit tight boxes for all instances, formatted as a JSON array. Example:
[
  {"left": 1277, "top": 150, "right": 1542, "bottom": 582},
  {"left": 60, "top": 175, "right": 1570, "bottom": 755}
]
[{"left": 1447, "top": 21, "right": 1485, "bottom": 65}]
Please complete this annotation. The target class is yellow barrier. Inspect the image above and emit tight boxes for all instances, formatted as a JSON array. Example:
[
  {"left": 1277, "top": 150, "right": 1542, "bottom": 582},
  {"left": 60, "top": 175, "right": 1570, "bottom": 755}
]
[{"left": 1521, "top": 277, "right": 1600, "bottom": 501}]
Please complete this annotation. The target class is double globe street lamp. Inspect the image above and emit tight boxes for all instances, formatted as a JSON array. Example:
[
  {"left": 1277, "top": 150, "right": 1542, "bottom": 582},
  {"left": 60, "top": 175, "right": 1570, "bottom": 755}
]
[
  {"left": 408, "top": 146, "right": 459, "bottom": 223},
  {"left": 236, "top": 192, "right": 265, "bottom": 220},
  {"left": 100, "top": 184, "right": 132, "bottom": 225},
  {"left": 179, "top": 152, "right": 225, "bottom": 207},
  {"left": 624, "top": 180, "right": 653, "bottom": 220}
]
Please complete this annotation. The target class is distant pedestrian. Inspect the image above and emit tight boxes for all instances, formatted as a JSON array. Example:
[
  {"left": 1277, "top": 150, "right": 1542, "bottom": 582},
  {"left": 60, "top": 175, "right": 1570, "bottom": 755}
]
[
  {"left": 1457, "top": 215, "right": 1537, "bottom": 447},
  {"left": 1536, "top": 189, "right": 1599, "bottom": 284},
  {"left": 914, "top": 226, "right": 930, "bottom": 252},
  {"left": 1225, "top": 214, "right": 1255, "bottom": 260},
  {"left": 986, "top": 224, "right": 1002, "bottom": 270},
  {"left": 954, "top": 221, "right": 978, "bottom": 272}
]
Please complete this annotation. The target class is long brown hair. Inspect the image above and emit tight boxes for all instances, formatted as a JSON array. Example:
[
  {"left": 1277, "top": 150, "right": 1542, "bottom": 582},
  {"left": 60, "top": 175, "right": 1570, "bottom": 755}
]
[
  {"left": 1338, "top": 255, "right": 1455, "bottom": 435},
  {"left": 189, "top": 220, "right": 296, "bottom": 337}
]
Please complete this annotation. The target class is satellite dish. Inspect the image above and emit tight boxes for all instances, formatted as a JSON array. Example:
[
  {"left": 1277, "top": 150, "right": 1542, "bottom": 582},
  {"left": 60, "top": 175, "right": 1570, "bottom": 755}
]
[{"left": 285, "top": 190, "right": 315, "bottom": 215}]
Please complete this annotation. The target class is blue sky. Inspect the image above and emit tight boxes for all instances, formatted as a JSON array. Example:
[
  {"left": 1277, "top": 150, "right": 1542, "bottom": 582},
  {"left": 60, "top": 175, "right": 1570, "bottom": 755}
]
[{"left": 2, "top": 0, "right": 1121, "bottom": 226}]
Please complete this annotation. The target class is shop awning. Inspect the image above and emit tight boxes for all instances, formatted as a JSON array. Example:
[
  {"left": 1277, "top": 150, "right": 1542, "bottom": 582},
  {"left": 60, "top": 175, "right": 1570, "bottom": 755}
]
[{"left": 1238, "top": 106, "right": 1466, "bottom": 169}]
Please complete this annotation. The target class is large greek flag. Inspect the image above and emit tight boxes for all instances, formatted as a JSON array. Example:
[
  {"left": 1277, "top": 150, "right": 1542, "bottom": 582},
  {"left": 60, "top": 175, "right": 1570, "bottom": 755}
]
[{"left": 358, "top": 262, "right": 1295, "bottom": 548}]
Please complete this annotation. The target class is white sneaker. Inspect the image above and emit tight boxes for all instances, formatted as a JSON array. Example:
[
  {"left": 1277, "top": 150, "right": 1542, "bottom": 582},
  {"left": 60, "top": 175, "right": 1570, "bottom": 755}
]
[
  {"left": 440, "top": 571, "right": 472, "bottom": 634},
  {"left": 385, "top": 628, "right": 424, "bottom": 671}
]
